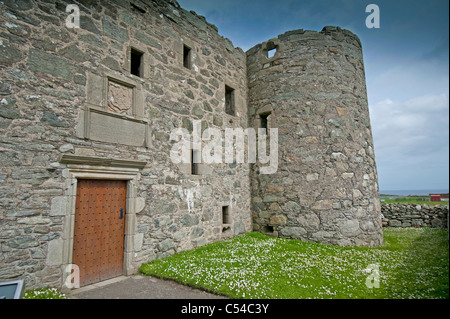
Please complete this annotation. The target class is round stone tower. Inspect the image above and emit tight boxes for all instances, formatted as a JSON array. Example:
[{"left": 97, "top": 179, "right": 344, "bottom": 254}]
[{"left": 247, "top": 26, "right": 383, "bottom": 246}]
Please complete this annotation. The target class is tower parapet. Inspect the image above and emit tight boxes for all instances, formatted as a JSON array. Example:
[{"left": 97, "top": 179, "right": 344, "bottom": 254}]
[{"left": 247, "top": 26, "right": 383, "bottom": 246}]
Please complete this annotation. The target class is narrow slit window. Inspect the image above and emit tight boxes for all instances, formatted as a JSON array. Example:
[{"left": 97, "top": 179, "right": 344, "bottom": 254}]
[
  {"left": 191, "top": 149, "right": 200, "bottom": 175},
  {"left": 183, "top": 45, "right": 192, "bottom": 69},
  {"left": 260, "top": 113, "right": 269, "bottom": 132},
  {"left": 259, "top": 112, "right": 271, "bottom": 136},
  {"left": 222, "top": 206, "right": 230, "bottom": 225},
  {"left": 225, "top": 85, "right": 235, "bottom": 116},
  {"left": 130, "top": 48, "right": 143, "bottom": 77}
]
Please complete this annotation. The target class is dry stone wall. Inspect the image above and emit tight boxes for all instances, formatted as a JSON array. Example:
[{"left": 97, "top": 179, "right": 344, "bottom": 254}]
[{"left": 382, "top": 203, "right": 449, "bottom": 229}]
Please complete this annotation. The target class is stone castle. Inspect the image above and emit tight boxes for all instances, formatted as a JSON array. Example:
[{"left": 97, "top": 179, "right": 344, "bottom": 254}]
[{"left": 0, "top": 0, "right": 383, "bottom": 289}]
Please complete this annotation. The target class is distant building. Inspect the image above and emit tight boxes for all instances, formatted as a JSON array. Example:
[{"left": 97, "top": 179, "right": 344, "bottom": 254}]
[
  {"left": 430, "top": 194, "right": 450, "bottom": 202},
  {"left": 431, "top": 195, "right": 442, "bottom": 202}
]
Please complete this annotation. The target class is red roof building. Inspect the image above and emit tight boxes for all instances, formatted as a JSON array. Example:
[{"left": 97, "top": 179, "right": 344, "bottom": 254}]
[{"left": 430, "top": 195, "right": 441, "bottom": 202}]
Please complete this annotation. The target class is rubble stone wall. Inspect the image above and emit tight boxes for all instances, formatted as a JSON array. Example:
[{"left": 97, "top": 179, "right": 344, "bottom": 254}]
[
  {"left": 382, "top": 203, "right": 448, "bottom": 229},
  {"left": 0, "top": 0, "right": 251, "bottom": 289},
  {"left": 1, "top": 0, "right": 384, "bottom": 290},
  {"left": 247, "top": 27, "right": 383, "bottom": 247}
]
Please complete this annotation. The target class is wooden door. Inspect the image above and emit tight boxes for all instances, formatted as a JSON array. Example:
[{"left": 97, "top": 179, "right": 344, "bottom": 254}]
[{"left": 72, "top": 180, "right": 127, "bottom": 287}]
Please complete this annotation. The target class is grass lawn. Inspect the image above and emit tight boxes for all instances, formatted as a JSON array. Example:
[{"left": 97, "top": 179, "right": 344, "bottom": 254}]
[
  {"left": 139, "top": 228, "right": 449, "bottom": 299},
  {"left": 381, "top": 196, "right": 447, "bottom": 206}
]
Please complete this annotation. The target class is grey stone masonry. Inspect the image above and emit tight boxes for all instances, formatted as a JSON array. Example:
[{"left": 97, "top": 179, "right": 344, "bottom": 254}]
[
  {"left": 382, "top": 203, "right": 448, "bottom": 229},
  {"left": 247, "top": 27, "right": 383, "bottom": 247},
  {"left": 1, "top": 0, "right": 383, "bottom": 290},
  {"left": 1, "top": 0, "right": 250, "bottom": 290}
]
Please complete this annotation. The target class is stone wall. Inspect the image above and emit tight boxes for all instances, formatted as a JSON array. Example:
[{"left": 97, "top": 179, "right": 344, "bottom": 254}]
[
  {"left": 382, "top": 203, "right": 449, "bottom": 229},
  {"left": 1, "top": 0, "right": 384, "bottom": 290},
  {"left": 0, "top": 0, "right": 251, "bottom": 289},
  {"left": 247, "top": 27, "right": 383, "bottom": 247}
]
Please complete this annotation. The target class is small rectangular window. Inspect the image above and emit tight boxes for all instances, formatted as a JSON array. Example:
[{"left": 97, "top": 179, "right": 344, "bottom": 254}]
[
  {"left": 266, "top": 41, "right": 278, "bottom": 59},
  {"left": 191, "top": 149, "right": 200, "bottom": 175},
  {"left": 222, "top": 206, "right": 231, "bottom": 225},
  {"left": 225, "top": 85, "right": 235, "bottom": 116},
  {"left": 267, "top": 47, "right": 277, "bottom": 58},
  {"left": 183, "top": 45, "right": 191, "bottom": 69},
  {"left": 262, "top": 225, "right": 275, "bottom": 234},
  {"left": 260, "top": 112, "right": 271, "bottom": 134},
  {"left": 130, "top": 48, "right": 143, "bottom": 77}
]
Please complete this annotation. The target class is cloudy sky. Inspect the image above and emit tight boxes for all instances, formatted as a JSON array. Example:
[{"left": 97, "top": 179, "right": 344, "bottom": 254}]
[{"left": 179, "top": 0, "right": 449, "bottom": 192}]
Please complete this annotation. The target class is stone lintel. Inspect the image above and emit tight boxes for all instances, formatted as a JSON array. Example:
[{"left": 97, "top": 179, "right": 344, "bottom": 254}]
[{"left": 59, "top": 154, "right": 147, "bottom": 170}]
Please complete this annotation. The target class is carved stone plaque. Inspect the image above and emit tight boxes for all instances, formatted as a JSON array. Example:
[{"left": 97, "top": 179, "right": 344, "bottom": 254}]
[{"left": 108, "top": 80, "right": 133, "bottom": 115}]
